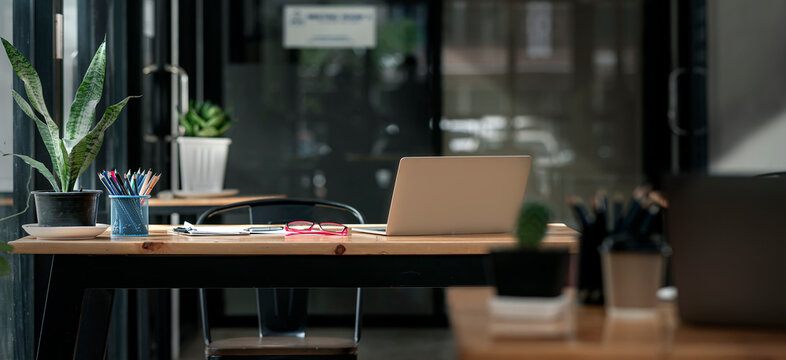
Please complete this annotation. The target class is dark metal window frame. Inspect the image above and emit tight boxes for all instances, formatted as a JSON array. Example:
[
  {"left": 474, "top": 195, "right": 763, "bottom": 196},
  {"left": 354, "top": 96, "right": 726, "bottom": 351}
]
[{"left": 9, "top": 1, "right": 131, "bottom": 358}]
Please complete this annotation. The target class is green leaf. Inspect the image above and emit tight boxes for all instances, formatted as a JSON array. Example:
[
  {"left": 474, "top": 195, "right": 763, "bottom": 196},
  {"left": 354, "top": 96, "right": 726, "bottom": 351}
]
[
  {"left": 12, "top": 91, "right": 65, "bottom": 188},
  {"left": 2, "top": 38, "right": 54, "bottom": 123},
  {"left": 0, "top": 257, "right": 10, "bottom": 276},
  {"left": 196, "top": 127, "right": 219, "bottom": 137},
  {"left": 1, "top": 152, "right": 61, "bottom": 192},
  {"left": 206, "top": 114, "right": 225, "bottom": 128},
  {"left": 187, "top": 111, "right": 208, "bottom": 128},
  {"left": 60, "top": 140, "right": 72, "bottom": 191},
  {"left": 179, "top": 115, "right": 193, "bottom": 136},
  {"left": 203, "top": 105, "right": 221, "bottom": 119},
  {"left": 64, "top": 39, "right": 106, "bottom": 151},
  {"left": 0, "top": 242, "right": 12, "bottom": 252},
  {"left": 68, "top": 96, "right": 138, "bottom": 182},
  {"left": 217, "top": 121, "right": 233, "bottom": 135},
  {"left": 3, "top": 39, "right": 67, "bottom": 189}
]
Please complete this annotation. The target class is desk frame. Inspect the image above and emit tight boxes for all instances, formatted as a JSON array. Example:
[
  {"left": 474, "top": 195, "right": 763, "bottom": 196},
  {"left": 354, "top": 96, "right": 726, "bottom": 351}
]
[{"left": 39, "top": 254, "right": 489, "bottom": 360}]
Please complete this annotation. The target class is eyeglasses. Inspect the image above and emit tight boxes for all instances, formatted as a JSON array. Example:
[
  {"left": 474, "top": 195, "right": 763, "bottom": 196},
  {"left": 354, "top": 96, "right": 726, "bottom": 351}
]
[{"left": 285, "top": 221, "right": 348, "bottom": 236}]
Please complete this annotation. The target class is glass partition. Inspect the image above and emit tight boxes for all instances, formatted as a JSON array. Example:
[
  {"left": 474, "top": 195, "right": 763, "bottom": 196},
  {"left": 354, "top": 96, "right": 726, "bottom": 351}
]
[
  {"left": 188, "top": 1, "right": 439, "bottom": 223},
  {"left": 442, "top": 0, "right": 644, "bottom": 223},
  {"left": 0, "top": 0, "right": 12, "bottom": 194},
  {"left": 0, "top": 0, "right": 16, "bottom": 356}
]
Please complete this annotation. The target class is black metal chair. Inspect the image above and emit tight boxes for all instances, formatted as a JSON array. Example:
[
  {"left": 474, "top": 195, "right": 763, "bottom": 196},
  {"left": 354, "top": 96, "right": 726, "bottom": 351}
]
[{"left": 196, "top": 198, "right": 365, "bottom": 360}]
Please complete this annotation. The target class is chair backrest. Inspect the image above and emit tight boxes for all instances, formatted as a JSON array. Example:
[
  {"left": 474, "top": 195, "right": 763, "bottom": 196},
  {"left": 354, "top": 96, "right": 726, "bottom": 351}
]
[
  {"left": 196, "top": 198, "right": 365, "bottom": 344},
  {"left": 196, "top": 198, "right": 366, "bottom": 225}
]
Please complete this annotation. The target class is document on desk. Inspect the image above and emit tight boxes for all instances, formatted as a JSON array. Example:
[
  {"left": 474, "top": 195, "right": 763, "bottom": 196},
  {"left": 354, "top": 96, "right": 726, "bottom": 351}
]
[
  {"left": 172, "top": 221, "right": 250, "bottom": 236},
  {"left": 171, "top": 222, "right": 291, "bottom": 236}
]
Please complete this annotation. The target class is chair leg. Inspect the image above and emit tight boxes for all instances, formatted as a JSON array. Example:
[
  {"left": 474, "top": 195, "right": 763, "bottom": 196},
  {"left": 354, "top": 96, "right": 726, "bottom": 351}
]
[{"left": 256, "top": 288, "right": 308, "bottom": 337}]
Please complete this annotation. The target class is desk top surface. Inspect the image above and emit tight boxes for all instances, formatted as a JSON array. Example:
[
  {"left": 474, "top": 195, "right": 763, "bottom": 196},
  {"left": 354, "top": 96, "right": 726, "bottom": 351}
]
[
  {"left": 10, "top": 224, "right": 578, "bottom": 256},
  {"left": 448, "top": 288, "right": 786, "bottom": 360},
  {"left": 147, "top": 194, "right": 285, "bottom": 207}
]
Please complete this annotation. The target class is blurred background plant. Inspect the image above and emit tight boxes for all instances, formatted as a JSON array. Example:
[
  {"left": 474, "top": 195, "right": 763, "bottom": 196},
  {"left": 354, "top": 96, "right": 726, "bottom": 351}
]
[
  {"left": 515, "top": 201, "right": 551, "bottom": 249},
  {"left": 179, "top": 101, "right": 233, "bottom": 137}
]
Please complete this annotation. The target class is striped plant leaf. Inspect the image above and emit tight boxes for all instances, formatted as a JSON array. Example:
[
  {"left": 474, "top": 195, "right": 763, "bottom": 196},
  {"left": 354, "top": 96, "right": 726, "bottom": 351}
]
[
  {"left": 68, "top": 96, "right": 138, "bottom": 188},
  {"left": 1, "top": 38, "right": 53, "bottom": 122},
  {"left": 3, "top": 38, "right": 67, "bottom": 190},
  {"left": 60, "top": 140, "right": 71, "bottom": 190},
  {"left": 64, "top": 39, "right": 105, "bottom": 152},
  {"left": 1, "top": 153, "right": 61, "bottom": 192},
  {"left": 11, "top": 90, "right": 65, "bottom": 188}
]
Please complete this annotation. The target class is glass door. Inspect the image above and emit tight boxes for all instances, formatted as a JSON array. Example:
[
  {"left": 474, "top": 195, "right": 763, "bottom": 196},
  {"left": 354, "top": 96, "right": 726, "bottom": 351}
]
[
  {"left": 185, "top": 1, "right": 440, "bottom": 223},
  {"left": 442, "top": 0, "right": 645, "bottom": 222},
  {"left": 705, "top": 0, "right": 786, "bottom": 175}
]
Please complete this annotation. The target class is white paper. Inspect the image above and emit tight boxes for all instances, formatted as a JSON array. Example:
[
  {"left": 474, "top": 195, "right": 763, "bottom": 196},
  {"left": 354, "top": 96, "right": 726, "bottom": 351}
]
[
  {"left": 176, "top": 221, "right": 249, "bottom": 236},
  {"left": 284, "top": 5, "right": 377, "bottom": 48}
]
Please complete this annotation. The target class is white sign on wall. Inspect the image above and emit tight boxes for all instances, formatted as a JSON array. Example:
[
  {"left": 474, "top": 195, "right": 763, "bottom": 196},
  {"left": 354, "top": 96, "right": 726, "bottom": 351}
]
[{"left": 283, "top": 6, "right": 377, "bottom": 49}]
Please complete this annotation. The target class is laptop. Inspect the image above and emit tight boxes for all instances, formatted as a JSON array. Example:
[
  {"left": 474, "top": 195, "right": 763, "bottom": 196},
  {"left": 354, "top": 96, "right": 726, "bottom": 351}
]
[
  {"left": 353, "top": 156, "right": 532, "bottom": 236},
  {"left": 666, "top": 176, "right": 786, "bottom": 327}
]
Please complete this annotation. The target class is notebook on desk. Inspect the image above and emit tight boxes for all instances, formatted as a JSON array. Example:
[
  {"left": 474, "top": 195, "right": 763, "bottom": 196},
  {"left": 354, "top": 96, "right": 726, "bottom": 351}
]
[{"left": 353, "top": 156, "right": 532, "bottom": 236}]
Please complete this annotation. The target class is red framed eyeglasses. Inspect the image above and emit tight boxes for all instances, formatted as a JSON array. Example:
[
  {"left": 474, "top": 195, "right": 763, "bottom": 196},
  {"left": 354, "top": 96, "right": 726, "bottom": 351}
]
[{"left": 285, "top": 221, "right": 348, "bottom": 236}]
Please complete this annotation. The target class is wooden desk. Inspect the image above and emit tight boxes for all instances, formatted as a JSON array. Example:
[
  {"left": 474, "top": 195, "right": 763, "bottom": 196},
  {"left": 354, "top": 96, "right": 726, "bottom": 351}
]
[
  {"left": 0, "top": 197, "right": 12, "bottom": 206},
  {"left": 11, "top": 223, "right": 578, "bottom": 255},
  {"left": 448, "top": 288, "right": 786, "bottom": 360},
  {"left": 11, "top": 224, "right": 578, "bottom": 360}
]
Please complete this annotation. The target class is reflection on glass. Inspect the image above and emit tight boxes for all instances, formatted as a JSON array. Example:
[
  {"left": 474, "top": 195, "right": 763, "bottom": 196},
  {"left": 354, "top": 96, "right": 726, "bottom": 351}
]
[
  {"left": 0, "top": 0, "right": 12, "bottom": 193},
  {"left": 218, "top": 1, "right": 435, "bottom": 222},
  {"left": 442, "top": 0, "right": 643, "bottom": 223},
  {"left": 0, "top": 3, "right": 17, "bottom": 359},
  {"left": 63, "top": 0, "right": 78, "bottom": 123}
]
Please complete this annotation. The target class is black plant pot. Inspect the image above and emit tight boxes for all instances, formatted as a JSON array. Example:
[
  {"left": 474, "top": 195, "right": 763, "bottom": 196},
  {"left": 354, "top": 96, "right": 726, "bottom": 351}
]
[
  {"left": 32, "top": 190, "right": 102, "bottom": 227},
  {"left": 488, "top": 248, "right": 570, "bottom": 297}
]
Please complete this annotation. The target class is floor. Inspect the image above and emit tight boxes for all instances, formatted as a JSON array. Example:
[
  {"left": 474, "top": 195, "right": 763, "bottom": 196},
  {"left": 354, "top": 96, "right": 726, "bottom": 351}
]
[{"left": 179, "top": 327, "right": 456, "bottom": 360}]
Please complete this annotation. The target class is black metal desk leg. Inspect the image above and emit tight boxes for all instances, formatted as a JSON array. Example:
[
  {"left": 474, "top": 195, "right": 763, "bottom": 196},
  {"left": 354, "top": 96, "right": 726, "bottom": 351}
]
[
  {"left": 36, "top": 255, "right": 86, "bottom": 360},
  {"left": 75, "top": 289, "right": 116, "bottom": 359}
]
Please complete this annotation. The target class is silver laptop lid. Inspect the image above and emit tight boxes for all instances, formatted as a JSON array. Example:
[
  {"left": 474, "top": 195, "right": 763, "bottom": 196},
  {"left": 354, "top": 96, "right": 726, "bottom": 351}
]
[{"left": 386, "top": 156, "right": 532, "bottom": 236}]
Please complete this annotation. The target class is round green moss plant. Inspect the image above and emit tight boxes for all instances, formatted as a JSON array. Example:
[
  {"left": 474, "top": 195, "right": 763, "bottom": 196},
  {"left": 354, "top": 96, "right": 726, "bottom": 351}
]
[{"left": 515, "top": 201, "right": 551, "bottom": 249}]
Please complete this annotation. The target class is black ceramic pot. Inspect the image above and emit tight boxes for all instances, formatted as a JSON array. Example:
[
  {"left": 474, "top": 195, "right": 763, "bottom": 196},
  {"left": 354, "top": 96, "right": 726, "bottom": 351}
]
[
  {"left": 32, "top": 190, "right": 102, "bottom": 226},
  {"left": 488, "top": 248, "right": 570, "bottom": 297}
]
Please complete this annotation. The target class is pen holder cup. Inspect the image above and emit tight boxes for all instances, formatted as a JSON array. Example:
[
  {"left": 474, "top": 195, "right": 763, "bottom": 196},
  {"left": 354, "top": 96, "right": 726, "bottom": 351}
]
[
  {"left": 601, "top": 250, "right": 663, "bottom": 318},
  {"left": 110, "top": 195, "right": 150, "bottom": 237}
]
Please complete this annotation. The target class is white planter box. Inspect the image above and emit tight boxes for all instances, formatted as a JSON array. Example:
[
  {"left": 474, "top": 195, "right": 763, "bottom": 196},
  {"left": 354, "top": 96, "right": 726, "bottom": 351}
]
[{"left": 177, "top": 136, "right": 232, "bottom": 193}]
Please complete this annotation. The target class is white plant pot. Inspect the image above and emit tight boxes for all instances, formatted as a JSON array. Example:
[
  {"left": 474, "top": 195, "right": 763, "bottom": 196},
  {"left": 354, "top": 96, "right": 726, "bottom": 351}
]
[{"left": 177, "top": 136, "right": 232, "bottom": 193}]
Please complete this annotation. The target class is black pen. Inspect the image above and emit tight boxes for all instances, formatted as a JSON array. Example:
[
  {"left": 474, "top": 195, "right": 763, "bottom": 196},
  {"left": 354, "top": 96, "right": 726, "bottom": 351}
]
[
  {"left": 638, "top": 204, "right": 661, "bottom": 236},
  {"left": 568, "top": 196, "right": 592, "bottom": 228},
  {"left": 612, "top": 194, "right": 624, "bottom": 233},
  {"left": 620, "top": 186, "right": 649, "bottom": 232},
  {"left": 594, "top": 190, "right": 608, "bottom": 232},
  {"left": 248, "top": 226, "right": 285, "bottom": 234}
]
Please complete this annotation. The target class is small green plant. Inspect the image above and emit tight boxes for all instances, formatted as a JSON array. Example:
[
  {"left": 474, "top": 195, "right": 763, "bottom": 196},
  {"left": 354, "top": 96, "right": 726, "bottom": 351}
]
[
  {"left": 179, "top": 101, "right": 233, "bottom": 137},
  {"left": 1, "top": 37, "right": 137, "bottom": 192},
  {"left": 515, "top": 201, "right": 551, "bottom": 249}
]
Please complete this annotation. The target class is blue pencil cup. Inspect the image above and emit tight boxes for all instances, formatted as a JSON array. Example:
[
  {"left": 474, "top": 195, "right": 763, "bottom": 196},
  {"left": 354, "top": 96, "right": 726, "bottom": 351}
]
[{"left": 110, "top": 195, "right": 150, "bottom": 237}]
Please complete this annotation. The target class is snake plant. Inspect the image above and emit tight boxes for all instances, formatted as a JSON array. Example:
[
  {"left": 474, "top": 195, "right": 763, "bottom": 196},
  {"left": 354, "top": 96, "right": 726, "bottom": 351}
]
[
  {"left": 179, "top": 101, "right": 233, "bottom": 137},
  {"left": 1, "top": 37, "right": 137, "bottom": 193}
]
